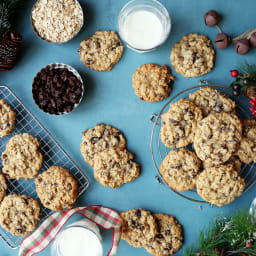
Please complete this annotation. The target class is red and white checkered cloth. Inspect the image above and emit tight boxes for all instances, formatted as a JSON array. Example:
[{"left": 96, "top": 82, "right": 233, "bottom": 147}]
[{"left": 19, "top": 206, "right": 122, "bottom": 256}]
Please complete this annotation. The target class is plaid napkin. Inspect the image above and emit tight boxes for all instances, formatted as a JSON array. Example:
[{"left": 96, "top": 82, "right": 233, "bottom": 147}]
[{"left": 19, "top": 205, "right": 122, "bottom": 256}]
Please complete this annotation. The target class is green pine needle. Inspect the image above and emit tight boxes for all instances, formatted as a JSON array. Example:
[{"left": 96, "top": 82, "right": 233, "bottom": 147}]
[
  {"left": 238, "top": 61, "right": 256, "bottom": 77},
  {"left": 184, "top": 210, "right": 256, "bottom": 256},
  {"left": 226, "top": 210, "right": 256, "bottom": 249},
  {"left": 0, "top": 0, "right": 22, "bottom": 36}
]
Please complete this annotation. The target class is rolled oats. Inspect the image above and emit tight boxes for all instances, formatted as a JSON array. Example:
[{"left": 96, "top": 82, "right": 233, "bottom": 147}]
[{"left": 32, "top": 0, "right": 83, "bottom": 43}]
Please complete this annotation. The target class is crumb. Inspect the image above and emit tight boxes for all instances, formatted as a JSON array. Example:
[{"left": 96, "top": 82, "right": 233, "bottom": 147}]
[{"left": 198, "top": 205, "right": 202, "bottom": 210}]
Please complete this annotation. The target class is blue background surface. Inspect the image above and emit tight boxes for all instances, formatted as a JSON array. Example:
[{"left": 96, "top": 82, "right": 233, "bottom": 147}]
[{"left": 1, "top": 0, "right": 256, "bottom": 255}]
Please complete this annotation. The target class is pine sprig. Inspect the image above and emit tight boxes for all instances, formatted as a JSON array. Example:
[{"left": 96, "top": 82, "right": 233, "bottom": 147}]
[
  {"left": 225, "top": 210, "right": 256, "bottom": 249},
  {"left": 184, "top": 210, "right": 256, "bottom": 256},
  {"left": 0, "top": 0, "right": 22, "bottom": 36},
  {"left": 238, "top": 61, "right": 256, "bottom": 77}
]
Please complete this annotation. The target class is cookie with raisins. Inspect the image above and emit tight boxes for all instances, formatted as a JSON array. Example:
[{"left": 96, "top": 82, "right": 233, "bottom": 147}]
[
  {"left": 93, "top": 147, "right": 140, "bottom": 188},
  {"left": 79, "top": 31, "right": 123, "bottom": 71},
  {"left": 121, "top": 209, "right": 158, "bottom": 248},
  {"left": 145, "top": 213, "right": 183, "bottom": 256},
  {"left": 80, "top": 123, "right": 126, "bottom": 166},
  {"left": 35, "top": 166, "right": 78, "bottom": 211}
]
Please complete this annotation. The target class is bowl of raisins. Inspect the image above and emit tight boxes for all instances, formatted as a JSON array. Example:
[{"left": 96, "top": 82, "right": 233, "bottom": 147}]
[{"left": 32, "top": 63, "right": 84, "bottom": 115}]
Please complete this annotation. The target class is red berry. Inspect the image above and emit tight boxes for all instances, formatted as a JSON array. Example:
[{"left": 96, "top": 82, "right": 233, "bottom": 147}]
[
  {"left": 251, "top": 107, "right": 256, "bottom": 112},
  {"left": 250, "top": 100, "right": 256, "bottom": 106},
  {"left": 247, "top": 241, "right": 253, "bottom": 248},
  {"left": 241, "top": 254, "right": 247, "bottom": 256},
  {"left": 230, "top": 69, "right": 239, "bottom": 77}
]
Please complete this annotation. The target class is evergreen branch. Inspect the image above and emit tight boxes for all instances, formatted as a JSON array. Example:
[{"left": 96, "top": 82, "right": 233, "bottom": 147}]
[
  {"left": 184, "top": 210, "right": 256, "bottom": 256},
  {"left": 238, "top": 61, "right": 256, "bottom": 77},
  {"left": 0, "top": 0, "right": 23, "bottom": 36}
]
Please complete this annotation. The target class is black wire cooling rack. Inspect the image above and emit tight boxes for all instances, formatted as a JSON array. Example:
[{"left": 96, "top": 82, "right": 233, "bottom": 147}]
[
  {"left": 0, "top": 85, "right": 90, "bottom": 249},
  {"left": 151, "top": 82, "right": 256, "bottom": 204}
]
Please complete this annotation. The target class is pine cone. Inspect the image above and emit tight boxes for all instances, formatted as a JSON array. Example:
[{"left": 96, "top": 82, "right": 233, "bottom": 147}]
[
  {"left": 0, "top": 29, "right": 22, "bottom": 72},
  {"left": 243, "top": 85, "right": 256, "bottom": 98}
]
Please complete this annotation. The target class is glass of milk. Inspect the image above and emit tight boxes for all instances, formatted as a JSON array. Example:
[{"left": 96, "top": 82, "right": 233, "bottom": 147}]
[
  {"left": 118, "top": 0, "right": 171, "bottom": 53},
  {"left": 51, "top": 219, "right": 103, "bottom": 256}
]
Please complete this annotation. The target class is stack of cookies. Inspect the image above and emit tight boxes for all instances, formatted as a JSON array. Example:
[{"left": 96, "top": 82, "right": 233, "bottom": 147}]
[
  {"left": 121, "top": 208, "right": 183, "bottom": 256},
  {"left": 159, "top": 87, "right": 252, "bottom": 207},
  {"left": 80, "top": 123, "right": 140, "bottom": 188},
  {"left": 0, "top": 99, "right": 79, "bottom": 236}
]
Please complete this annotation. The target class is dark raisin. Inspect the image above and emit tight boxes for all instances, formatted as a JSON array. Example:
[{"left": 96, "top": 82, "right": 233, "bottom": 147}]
[
  {"left": 172, "top": 164, "right": 182, "bottom": 169},
  {"left": 183, "top": 108, "right": 189, "bottom": 114},
  {"left": 67, "top": 183, "right": 72, "bottom": 191},
  {"left": 90, "top": 137, "right": 100, "bottom": 144},
  {"left": 169, "top": 119, "right": 179, "bottom": 126},
  {"left": 156, "top": 234, "right": 164, "bottom": 240},
  {"left": 136, "top": 209, "right": 141, "bottom": 219},
  {"left": 139, "top": 225, "right": 145, "bottom": 231},
  {"left": 192, "top": 52, "right": 199, "bottom": 63},
  {"left": 22, "top": 198, "right": 29, "bottom": 205},
  {"left": 164, "top": 243, "right": 172, "bottom": 251},
  {"left": 127, "top": 160, "right": 133, "bottom": 169},
  {"left": 110, "top": 40, "right": 121, "bottom": 50},
  {"left": 64, "top": 105, "right": 73, "bottom": 113},
  {"left": 16, "top": 227, "right": 25, "bottom": 234},
  {"left": 85, "top": 58, "right": 94, "bottom": 65},
  {"left": 165, "top": 230, "right": 170, "bottom": 236}
]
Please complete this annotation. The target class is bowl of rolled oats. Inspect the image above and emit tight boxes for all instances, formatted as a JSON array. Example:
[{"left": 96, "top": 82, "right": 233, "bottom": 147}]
[{"left": 31, "top": 0, "right": 84, "bottom": 44}]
